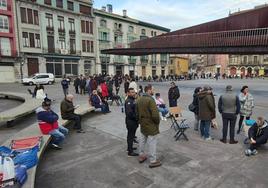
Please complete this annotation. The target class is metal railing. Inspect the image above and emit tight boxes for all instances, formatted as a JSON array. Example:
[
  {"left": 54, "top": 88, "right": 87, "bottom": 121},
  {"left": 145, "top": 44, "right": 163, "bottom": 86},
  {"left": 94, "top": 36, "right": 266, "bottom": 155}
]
[{"left": 131, "top": 27, "right": 268, "bottom": 48}]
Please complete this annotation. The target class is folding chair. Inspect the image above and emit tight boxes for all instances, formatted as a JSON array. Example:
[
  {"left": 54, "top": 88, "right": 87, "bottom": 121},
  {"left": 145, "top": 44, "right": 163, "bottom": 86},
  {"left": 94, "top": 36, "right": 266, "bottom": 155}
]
[{"left": 169, "top": 107, "right": 190, "bottom": 141}]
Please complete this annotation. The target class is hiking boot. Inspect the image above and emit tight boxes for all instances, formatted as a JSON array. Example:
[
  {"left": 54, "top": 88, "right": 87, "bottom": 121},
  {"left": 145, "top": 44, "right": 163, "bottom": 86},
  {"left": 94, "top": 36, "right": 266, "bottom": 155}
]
[
  {"left": 220, "top": 139, "right": 227, "bottom": 144},
  {"left": 128, "top": 152, "right": 139, "bottom": 157},
  {"left": 149, "top": 160, "right": 162, "bottom": 168},
  {"left": 51, "top": 144, "right": 62, "bottom": 150},
  {"left": 77, "top": 129, "right": 86, "bottom": 133},
  {"left": 229, "top": 140, "right": 238, "bottom": 144},
  {"left": 138, "top": 155, "right": 147, "bottom": 163}
]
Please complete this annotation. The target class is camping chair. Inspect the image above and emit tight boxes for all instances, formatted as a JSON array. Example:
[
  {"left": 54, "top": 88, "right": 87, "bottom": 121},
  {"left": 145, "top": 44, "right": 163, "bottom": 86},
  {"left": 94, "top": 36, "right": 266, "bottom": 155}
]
[{"left": 169, "top": 107, "right": 189, "bottom": 141}]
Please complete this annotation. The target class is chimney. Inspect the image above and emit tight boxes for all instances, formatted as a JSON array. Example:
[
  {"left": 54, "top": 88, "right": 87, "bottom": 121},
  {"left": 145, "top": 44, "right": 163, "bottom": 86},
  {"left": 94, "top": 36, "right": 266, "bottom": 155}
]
[
  {"left": 101, "top": 6, "right": 106, "bottom": 11},
  {"left": 107, "top": 4, "right": 113, "bottom": 13},
  {"left": 123, "top": 9, "right": 127, "bottom": 17}
]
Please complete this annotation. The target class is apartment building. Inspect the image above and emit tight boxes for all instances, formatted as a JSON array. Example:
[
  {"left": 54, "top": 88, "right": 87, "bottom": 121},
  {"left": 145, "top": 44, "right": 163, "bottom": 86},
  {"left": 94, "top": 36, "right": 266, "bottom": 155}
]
[
  {"left": 94, "top": 5, "right": 170, "bottom": 77},
  {"left": 15, "top": 0, "right": 95, "bottom": 78}
]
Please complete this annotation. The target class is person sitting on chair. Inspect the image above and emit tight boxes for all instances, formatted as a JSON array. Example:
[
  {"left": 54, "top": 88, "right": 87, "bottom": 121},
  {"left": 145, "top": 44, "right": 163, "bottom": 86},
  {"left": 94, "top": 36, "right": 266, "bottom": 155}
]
[
  {"left": 154, "top": 93, "right": 169, "bottom": 121},
  {"left": 90, "top": 90, "right": 110, "bottom": 113},
  {"left": 245, "top": 117, "right": 268, "bottom": 156},
  {"left": 36, "top": 99, "right": 68, "bottom": 149},
  {"left": 60, "top": 94, "right": 85, "bottom": 133}
]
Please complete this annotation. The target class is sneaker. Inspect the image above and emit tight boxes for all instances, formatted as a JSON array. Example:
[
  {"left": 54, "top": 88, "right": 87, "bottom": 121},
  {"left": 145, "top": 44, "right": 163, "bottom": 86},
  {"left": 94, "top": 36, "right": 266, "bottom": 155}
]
[
  {"left": 77, "top": 129, "right": 86, "bottom": 133},
  {"left": 138, "top": 155, "right": 147, "bottom": 163},
  {"left": 245, "top": 149, "right": 251, "bottom": 156},
  {"left": 220, "top": 139, "right": 227, "bottom": 144},
  {"left": 149, "top": 160, "right": 162, "bottom": 168},
  {"left": 229, "top": 140, "right": 238, "bottom": 144},
  {"left": 164, "top": 117, "right": 167, "bottom": 121},
  {"left": 251, "top": 149, "right": 258, "bottom": 155},
  {"left": 128, "top": 152, "right": 139, "bottom": 157},
  {"left": 205, "top": 137, "right": 214, "bottom": 141},
  {"left": 51, "top": 144, "right": 62, "bottom": 150},
  {"left": 133, "top": 139, "right": 139, "bottom": 144},
  {"left": 126, "top": 147, "right": 137, "bottom": 153},
  {"left": 161, "top": 116, "right": 164, "bottom": 121}
]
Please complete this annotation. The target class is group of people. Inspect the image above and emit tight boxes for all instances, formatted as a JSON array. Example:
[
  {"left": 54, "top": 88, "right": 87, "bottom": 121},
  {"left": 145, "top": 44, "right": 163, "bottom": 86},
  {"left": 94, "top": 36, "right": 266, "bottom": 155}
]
[{"left": 190, "top": 84, "right": 268, "bottom": 156}]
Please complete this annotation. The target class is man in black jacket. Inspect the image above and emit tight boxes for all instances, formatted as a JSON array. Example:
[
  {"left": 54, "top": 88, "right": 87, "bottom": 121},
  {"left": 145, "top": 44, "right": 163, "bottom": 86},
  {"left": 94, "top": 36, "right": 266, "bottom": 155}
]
[
  {"left": 245, "top": 117, "right": 268, "bottom": 156},
  {"left": 125, "top": 88, "right": 139, "bottom": 157},
  {"left": 168, "top": 82, "right": 180, "bottom": 107}
]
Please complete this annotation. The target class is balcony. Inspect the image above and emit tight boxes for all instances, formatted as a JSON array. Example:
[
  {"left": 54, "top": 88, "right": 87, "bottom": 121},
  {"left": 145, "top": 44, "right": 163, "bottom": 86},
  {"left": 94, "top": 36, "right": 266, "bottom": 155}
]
[
  {"left": 46, "top": 26, "right": 54, "bottom": 31},
  {"left": 113, "top": 56, "right": 124, "bottom": 64},
  {"left": 114, "top": 29, "right": 123, "bottom": 36},
  {"left": 0, "top": 49, "right": 17, "bottom": 57},
  {"left": 160, "top": 60, "right": 167, "bottom": 65},
  {"left": 58, "top": 28, "right": 65, "bottom": 33},
  {"left": 128, "top": 58, "right": 136, "bottom": 64},
  {"left": 141, "top": 59, "right": 148, "bottom": 65},
  {"left": 69, "top": 30, "right": 76, "bottom": 35}
]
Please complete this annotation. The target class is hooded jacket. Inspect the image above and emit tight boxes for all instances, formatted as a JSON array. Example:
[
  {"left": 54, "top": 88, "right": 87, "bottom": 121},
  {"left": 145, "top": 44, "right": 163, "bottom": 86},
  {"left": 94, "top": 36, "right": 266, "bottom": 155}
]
[
  {"left": 198, "top": 91, "right": 216, "bottom": 120},
  {"left": 248, "top": 121, "right": 268, "bottom": 145},
  {"left": 36, "top": 107, "right": 59, "bottom": 134}
]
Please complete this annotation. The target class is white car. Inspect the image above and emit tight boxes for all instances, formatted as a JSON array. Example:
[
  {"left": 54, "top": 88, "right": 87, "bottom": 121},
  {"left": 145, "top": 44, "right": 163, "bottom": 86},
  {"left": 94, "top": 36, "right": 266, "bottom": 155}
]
[{"left": 22, "top": 73, "right": 55, "bottom": 85}]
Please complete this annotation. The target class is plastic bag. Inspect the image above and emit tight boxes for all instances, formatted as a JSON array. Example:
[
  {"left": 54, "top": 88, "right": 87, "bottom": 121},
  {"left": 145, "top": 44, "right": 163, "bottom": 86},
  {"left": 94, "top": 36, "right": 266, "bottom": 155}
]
[
  {"left": 15, "top": 165, "right": 27, "bottom": 186},
  {"left": 13, "top": 147, "right": 38, "bottom": 169},
  {"left": 0, "top": 156, "right": 15, "bottom": 187}
]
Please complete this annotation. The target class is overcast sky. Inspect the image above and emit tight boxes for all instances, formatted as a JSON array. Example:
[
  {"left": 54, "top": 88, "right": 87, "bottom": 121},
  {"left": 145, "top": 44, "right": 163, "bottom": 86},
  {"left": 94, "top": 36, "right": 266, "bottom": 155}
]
[{"left": 94, "top": 0, "right": 268, "bottom": 31}]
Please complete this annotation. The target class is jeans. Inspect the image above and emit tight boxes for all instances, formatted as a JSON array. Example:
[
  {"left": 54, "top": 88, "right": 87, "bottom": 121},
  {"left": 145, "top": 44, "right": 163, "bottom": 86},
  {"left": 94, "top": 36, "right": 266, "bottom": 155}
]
[
  {"left": 200, "top": 120, "right": 211, "bottom": 138},
  {"left": 169, "top": 99, "right": 177, "bottom": 107},
  {"left": 49, "top": 125, "right": 69, "bottom": 145},
  {"left": 158, "top": 107, "right": 169, "bottom": 117},
  {"left": 139, "top": 133, "right": 157, "bottom": 163},
  {"left": 222, "top": 113, "right": 237, "bottom": 141},
  {"left": 194, "top": 114, "right": 199, "bottom": 130},
  {"left": 63, "top": 88, "right": 68, "bottom": 97}
]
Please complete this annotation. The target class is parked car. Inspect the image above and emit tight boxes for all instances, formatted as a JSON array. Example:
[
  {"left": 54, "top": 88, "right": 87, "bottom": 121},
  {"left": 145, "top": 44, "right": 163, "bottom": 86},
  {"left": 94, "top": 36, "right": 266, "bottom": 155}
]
[{"left": 22, "top": 73, "right": 55, "bottom": 85}]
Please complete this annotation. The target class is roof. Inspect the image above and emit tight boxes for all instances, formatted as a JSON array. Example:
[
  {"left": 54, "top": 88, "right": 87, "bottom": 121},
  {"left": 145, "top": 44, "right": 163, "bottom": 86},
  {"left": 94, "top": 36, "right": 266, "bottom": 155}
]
[{"left": 94, "top": 9, "right": 170, "bottom": 32}]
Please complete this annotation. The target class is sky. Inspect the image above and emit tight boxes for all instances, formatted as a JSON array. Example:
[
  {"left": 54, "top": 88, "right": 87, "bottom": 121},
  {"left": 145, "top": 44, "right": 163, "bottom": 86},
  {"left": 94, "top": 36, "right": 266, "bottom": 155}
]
[{"left": 94, "top": 0, "right": 268, "bottom": 31}]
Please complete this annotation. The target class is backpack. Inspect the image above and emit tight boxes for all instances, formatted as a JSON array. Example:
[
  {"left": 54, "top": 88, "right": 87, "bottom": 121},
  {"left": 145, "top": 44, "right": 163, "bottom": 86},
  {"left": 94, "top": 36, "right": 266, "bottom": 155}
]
[{"left": 188, "top": 103, "right": 196, "bottom": 112}]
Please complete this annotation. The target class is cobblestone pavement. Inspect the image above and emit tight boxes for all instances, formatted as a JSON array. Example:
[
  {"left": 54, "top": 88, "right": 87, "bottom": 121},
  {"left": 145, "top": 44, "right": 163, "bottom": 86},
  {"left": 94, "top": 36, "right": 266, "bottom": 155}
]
[{"left": 0, "top": 79, "right": 268, "bottom": 188}]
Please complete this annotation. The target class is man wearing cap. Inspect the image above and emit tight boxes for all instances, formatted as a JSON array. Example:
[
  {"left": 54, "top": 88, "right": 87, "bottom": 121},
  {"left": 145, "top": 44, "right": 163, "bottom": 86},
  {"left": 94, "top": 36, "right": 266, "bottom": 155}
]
[
  {"left": 36, "top": 99, "right": 68, "bottom": 149},
  {"left": 218, "top": 85, "right": 240, "bottom": 144}
]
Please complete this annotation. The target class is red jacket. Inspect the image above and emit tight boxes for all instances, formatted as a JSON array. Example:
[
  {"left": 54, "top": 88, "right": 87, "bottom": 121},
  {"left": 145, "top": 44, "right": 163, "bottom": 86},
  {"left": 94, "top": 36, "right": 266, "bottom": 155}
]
[
  {"left": 36, "top": 107, "right": 59, "bottom": 134},
  {"left": 100, "top": 83, "right": 108, "bottom": 97}
]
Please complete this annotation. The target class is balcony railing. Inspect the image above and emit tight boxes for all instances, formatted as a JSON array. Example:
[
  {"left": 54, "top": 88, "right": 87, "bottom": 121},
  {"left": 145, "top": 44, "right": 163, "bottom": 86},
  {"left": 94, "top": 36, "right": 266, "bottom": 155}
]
[
  {"left": 58, "top": 28, "right": 65, "bottom": 33},
  {"left": 46, "top": 26, "right": 54, "bottom": 31},
  {"left": 128, "top": 58, "right": 136, "bottom": 64},
  {"left": 160, "top": 60, "right": 167, "bottom": 65},
  {"left": 69, "top": 30, "right": 76, "bottom": 35}
]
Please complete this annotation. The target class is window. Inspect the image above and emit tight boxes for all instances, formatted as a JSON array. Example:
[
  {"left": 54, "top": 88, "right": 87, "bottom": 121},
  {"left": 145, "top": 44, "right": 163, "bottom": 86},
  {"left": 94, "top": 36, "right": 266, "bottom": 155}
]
[
  {"left": 59, "top": 38, "right": 66, "bottom": 49},
  {"left": 141, "top": 29, "right": 146, "bottom": 35},
  {"left": 81, "top": 20, "right": 85, "bottom": 33},
  {"left": 254, "top": 56, "right": 258, "bottom": 63},
  {"left": 46, "top": 63, "right": 62, "bottom": 77},
  {"left": 29, "top": 33, "right": 35, "bottom": 47},
  {"left": 27, "top": 9, "right": 33, "bottom": 24},
  {"left": 151, "top": 31, "right": 154, "bottom": 36},
  {"left": 80, "top": 4, "right": 91, "bottom": 15},
  {"left": 20, "top": 8, "right": 39, "bottom": 25},
  {"left": 44, "top": 0, "right": 51, "bottom": 5},
  {"left": 47, "top": 35, "right": 55, "bottom": 53},
  {"left": 243, "top": 56, "right": 248, "bottom": 64},
  {"left": 90, "top": 21, "right": 93, "bottom": 34},
  {"left": 68, "top": 18, "right": 75, "bottom": 31},
  {"left": 154, "top": 31, "right": 157, "bottom": 36},
  {"left": 58, "top": 16, "right": 64, "bottom": 30},
  {"left": 0, "top": 0, "right": 7, "bottom": 10},
  {"left": 100, "top": 19, "right": 106, "bottom": 27},
  {"left": 0, "top": 37, "right": 11, "bottom": 56},
  {"left": 86, "top": 21, "right": 89, "bottom": 33},
  {"left": 99, "top": 32, "right": 109, "bottom": 41},
  {"left": 20, "top": 8, "right": 27, "bottom": 23},
  {"left": 35, "top": 34, "right": 40, "bottom": 48},
  {"left": 128, "top": 26, "right": 134, "bottom": 33},
  {"left": 22, "top": 32, "right": 29, "bottom": 47},
  {"left": 82, "top": 40, "right": 93, "bottom": 53},
  {"left": 46, "top": 13, "right": 53, "bottom": 28},
  {"left": 70, "top": 38, "right": 76, "bottom": 53},
  {"left": 0, "top": 16, "right": 9, "bottom": 31},
  {"left": 56, "top": 0, "right": 63, "bottom": 8},
  {"left": 33, "top": 10, "right": 39, "bottom": 25},
  {"left": 67, "top": 1, "right": 74, "bottom": 11}
]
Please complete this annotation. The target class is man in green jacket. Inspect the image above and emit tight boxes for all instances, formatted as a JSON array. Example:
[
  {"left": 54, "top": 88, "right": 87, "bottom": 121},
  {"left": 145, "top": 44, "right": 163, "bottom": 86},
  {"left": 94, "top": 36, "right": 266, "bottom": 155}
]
[{"left": 136, "top": 84, "right": 161, "bottom": 168}]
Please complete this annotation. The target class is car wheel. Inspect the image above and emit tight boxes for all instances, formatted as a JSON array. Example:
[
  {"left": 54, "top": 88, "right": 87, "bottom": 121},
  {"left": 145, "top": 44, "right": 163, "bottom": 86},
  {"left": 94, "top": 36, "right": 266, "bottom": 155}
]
[
  {"left": 48, "top": 81, "right": 52, "bottom": 85},
  {"left": 29, "top": 82, "right": 33, "bottom": 86}
]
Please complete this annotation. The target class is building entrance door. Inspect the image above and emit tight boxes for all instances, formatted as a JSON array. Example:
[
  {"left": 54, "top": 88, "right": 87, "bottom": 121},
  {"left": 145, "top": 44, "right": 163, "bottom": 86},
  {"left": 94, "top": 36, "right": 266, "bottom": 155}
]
[{"left": 27, "top": 58, "right": 39, "bottom": 76}]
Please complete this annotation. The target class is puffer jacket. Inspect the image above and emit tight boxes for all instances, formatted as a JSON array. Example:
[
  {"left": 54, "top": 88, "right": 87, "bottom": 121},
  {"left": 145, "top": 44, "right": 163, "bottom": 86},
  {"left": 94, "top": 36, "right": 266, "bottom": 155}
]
[
  {"left": 239, "top": 93, "right": 254, "bottom": 117},
  {"left": 36, "top": 107, "right": 59, "bottom": 134},
  {"left": 136, "top": 94, "right": 160, "bottom": 136},
  {"left": 248, "top": 120, "right": 268, "bottom": 145},
  {"left": 198, "top": 91, "right": 216, "bottom": 121}
]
